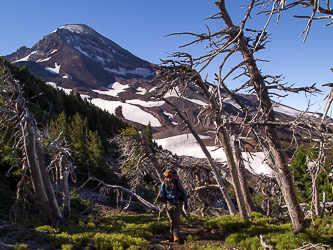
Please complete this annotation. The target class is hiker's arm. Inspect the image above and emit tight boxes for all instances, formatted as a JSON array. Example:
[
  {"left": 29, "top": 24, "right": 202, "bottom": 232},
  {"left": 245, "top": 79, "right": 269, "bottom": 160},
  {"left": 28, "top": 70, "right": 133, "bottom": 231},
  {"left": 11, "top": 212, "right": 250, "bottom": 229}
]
[
  {"left": 160, "top": 182, "right": 166, "bottom": 201},
  {"left": 177, "top": 180, "right": 188, "bottom": 203}
]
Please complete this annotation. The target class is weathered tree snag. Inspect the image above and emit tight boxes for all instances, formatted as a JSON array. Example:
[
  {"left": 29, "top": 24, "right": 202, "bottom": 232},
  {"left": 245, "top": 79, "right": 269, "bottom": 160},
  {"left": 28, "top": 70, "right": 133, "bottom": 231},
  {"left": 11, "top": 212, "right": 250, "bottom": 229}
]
[
  {"left": 260, "top": 234, "right": 274, "bottom": 250},
  {"left": 195, "top": 171, "right": 212, "bottom": 215},
  {"left": 1, "top": 62, "right": 63, "bottom": 225},
  {"left": 306, "top": 155, "right": 321, "bottom": 216},
  {"left": 162, "top": 97, "right": 237, "bottom": 215},
  {"left": 140, "top": 132, "right": 164, "bottom": 183},
  {"left": 75, "top": 177, "right": 161, "bottom": 212},
  {"left": 215, "top": 0, "right": 306, "bottom": 232},
  {"left": 231, "top": 135, "right": 257, "bottom": 214},
  {"left": 23, "top": 114, "right": 62, "bottom": 225},
  {"left": 60, "top": 156, "right": 71, "bottom": 225},
  {"left": 189, "top": 75, "right": 249, "bottom": 220},
  {"left": 37, "top": 147, "right": 63, "bottom": 224}
]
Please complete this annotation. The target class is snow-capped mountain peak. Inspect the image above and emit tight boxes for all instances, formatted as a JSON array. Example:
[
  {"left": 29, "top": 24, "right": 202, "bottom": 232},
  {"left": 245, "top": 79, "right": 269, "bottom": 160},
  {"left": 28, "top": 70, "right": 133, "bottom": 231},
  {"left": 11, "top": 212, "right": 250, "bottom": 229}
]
[
  {"left": 6, "top": 24, "right": 154, "bottom": 91},
  {"left": 56, "top": 24, "right": 95, "bottom": 35}
]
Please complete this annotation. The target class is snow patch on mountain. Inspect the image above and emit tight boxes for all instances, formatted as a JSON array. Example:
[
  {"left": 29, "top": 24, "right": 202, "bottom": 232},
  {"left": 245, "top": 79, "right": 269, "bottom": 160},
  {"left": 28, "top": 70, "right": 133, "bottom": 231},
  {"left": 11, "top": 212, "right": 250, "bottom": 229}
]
[
  {"left": 46, "top": 82, "right": 57, "bottom": 88},
  {"left": 163, "top": 87, "right": 207, "bottom": 106},
  {"left": 80, "top": 94, "right": 90, "bottom": 100},
  {"left": 155, "top": 134, "right": 273, "bottom": 176},
  {"left": 92, "top": 82, "right": 129, "bottom": 97},
  {"left": 13, "top": 51, "right": 37, "bottom": 63},
  {"left": 273, "top": 102, "right": 320, "bottom": 118},
  {"left": 185, "top": 97, "right": 207, "bottom": 106},
  {"left": 223, "top": 97, "right": 242, "bottom": 110},
  {"left": 162, "top": 110, "right": 174, "bottom": 119},
  {"left": 57, "top": 24, "right": 91, "bottom": 34},
  {"left": 46, "top": 82, "right": 72, "bottom": 94},
  {"left": 90, "top": 98, "right": 161, "bottom": 126},
  {"left": 136, "top": 87, "right": 147, "bottom": 95},
  {"left": 149, "top": 87, "right": 157, "bottom": 93},
  {"left": 46, "top": 63, "right": 61, "bottom": 74},
  {"left": 37, "top": 57, "right": 52, "bottom": 63},
  {"left": 75, "top": 46, "right": 90, "bottom": 57},
  {"left": 162, "top": 110, "right": 178, "bottom": 125},
  {"left": 104, "top": 66, "right": 152, "bottom": 78},
  {"left": 125, "top": 99, "right": 165, "bottom": 107}
]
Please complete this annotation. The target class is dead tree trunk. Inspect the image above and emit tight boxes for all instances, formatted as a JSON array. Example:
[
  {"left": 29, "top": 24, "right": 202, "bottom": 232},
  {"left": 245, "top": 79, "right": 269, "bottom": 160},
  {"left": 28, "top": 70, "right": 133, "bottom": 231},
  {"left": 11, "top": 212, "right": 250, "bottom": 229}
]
[
  {"left": 75, "top": 177, "right": 161, "bottom": 212},
  {"left": 37, "top": 146, "right": 63, "bottom": 223},
  {"left": 140, "top": 132, "right": 164, "bottom": 183},
  {"left": 306, "top": 155, "right": 321, "bottom": 216},
  {"left": 23, "top": 114, "right": 62, "bottom": 225},
  {"left": 60, "top": 156, "right": 72, "bottom": 225},
  {"left": 190, "top": 77, "right": 248, "bottom": 220},
  {"left": 231, "top": 135, "right": 257, "bottom": 214},
  {"left": 215, "top": 0, "right": 306, "bottom": 232},
  {"left": 162, "top": 98, "right": 237, "bottom": 215},
  {"left": 1, "top": 62, "right": 63, "bottom": 226}
]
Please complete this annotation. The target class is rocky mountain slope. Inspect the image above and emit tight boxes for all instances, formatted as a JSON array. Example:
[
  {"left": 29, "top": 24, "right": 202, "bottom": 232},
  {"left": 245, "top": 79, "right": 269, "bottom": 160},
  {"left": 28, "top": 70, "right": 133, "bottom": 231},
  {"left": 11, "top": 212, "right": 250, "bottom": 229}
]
[
  {"left": 6, "top": 24, "right": 154, "bottom": 91},
  {"left": 4, "top": 24, "right": 327, "bottom": 140}
]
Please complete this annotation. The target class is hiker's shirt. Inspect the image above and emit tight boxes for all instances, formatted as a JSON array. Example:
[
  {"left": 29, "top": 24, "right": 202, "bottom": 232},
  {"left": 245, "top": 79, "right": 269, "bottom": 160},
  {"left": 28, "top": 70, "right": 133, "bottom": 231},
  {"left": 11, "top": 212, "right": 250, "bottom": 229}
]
[{"left": 161, "top": 178, "right": 188, "bottom": 204}]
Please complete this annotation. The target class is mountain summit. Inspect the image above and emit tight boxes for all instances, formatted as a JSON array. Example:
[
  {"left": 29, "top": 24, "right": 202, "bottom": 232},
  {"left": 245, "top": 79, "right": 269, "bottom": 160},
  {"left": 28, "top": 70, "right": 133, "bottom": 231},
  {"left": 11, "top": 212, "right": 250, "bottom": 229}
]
[{"left": 6, "top": 24, "right": 154, "bottom": 91}]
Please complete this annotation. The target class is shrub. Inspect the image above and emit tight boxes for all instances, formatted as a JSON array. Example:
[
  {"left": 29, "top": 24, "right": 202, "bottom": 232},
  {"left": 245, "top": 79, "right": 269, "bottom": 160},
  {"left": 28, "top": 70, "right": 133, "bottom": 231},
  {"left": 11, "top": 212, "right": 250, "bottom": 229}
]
[
  {"left": 205, "top": 215, "right": 251, "bottom": 231},
  {"left": 61, "top": 244, "right": 74, "bottom": 250},
  {"left": 35, "top": 225, "right": 54, "bottom": 233},
  {"left": 14, "top": 243, "right": 28, "bottom": 250},
  {"left": 87, "top": 222, "right": 96, "bottom": 229},
  {"left": 249, "top": 211, "right": 273, "bottom": 224},
  {"left": 93, "top": 233, "right": 149, "bottom": 250},
  {"left": 71, "top": 232, "right": 94, "bottom": 248}
]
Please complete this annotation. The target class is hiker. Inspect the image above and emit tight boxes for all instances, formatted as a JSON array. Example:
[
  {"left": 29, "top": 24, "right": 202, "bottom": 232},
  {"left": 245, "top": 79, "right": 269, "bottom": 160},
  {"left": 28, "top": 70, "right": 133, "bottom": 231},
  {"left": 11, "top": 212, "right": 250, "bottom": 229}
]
[{"left": 160, "top": 169, "right": 188, "bottom": 242}]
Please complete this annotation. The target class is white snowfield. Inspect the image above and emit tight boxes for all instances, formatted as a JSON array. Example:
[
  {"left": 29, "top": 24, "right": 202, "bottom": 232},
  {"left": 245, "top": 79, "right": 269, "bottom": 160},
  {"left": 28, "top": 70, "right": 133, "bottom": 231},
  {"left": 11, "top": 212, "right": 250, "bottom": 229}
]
[
  {"left": 103, "top": 67, "right": 152, "bottom": 78},
  {"left": 92, "top": 82, "right": 129, "bottom": 97},
  {"left": 45, "top": 81, "right": 319, "bottom": 159},
  {"left": 272, "top": 102, "right": 321, "bottom": 118},
  {"left": 56, "top": 24, "right": 90, "bottom": 34},
  {"left": 136, "top": 87, "right": 147, "bottom": 95},
  {"left": 163, "top": 87, "right": 207, "bottom": 106},
  {"left": 154, "top": 134, "right": 274, "bottom": 177},
  {"left": 90, "top": 98, "right": 161, "bottom": 127},
  {"left": 125, "top": 99, "right": 165, "bottom": 107},
  {"left": 45, "top": 62, "right": 61, "bottom": 74},
  {"left": 46, "top": 82, "right": 72, "bottom": 94},
  {"left": 13, "top": 51, "right": 37, "bottom": 63}
]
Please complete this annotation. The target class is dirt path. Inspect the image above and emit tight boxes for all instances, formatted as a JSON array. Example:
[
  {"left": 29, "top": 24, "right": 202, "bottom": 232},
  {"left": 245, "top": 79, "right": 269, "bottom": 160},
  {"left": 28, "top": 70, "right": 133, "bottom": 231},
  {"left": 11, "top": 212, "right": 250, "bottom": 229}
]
[{"left": 149, "top": 220, "right": 227, "bottom": 250}]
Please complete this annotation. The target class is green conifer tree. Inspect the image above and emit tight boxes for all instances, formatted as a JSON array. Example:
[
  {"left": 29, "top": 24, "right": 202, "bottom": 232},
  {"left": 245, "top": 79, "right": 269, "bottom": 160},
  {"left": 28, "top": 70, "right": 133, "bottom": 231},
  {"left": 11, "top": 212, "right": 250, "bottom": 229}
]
[
  {"left": 144, "top": 122, "right": 154, "bottom": 152},
  {"left": 290, "top": 145, "right": 311, "bottom": 202}
]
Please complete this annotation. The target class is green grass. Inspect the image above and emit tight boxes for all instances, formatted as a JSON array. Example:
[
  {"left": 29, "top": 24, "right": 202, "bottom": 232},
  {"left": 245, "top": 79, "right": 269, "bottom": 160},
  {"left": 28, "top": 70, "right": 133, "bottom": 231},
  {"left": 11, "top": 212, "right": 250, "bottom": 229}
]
[
  {"left": 30, "top": 212, "right": 170, "bottom": 249},
  {"left": 2, "top": 210, "right": 333, "bottom": 250},
  {"left": 181, "top": 212, "right": 333, "bottom": 250},
  {"left": 212, "top": 212, "right": 333, "bottom": 250}
]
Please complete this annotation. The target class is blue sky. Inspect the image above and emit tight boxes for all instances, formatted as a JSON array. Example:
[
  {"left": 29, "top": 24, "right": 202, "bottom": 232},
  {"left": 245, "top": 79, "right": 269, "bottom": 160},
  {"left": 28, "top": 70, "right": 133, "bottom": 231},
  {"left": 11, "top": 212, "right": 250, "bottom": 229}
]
[{"left": 1, "top": 1, "right": 332, "bottom": 115}]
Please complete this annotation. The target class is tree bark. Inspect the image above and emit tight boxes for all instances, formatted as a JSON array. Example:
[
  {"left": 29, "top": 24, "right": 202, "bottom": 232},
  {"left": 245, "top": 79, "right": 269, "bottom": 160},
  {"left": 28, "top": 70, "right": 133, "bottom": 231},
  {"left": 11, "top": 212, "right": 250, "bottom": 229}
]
[
  {"left": 23, "top": 114, "right": 62, "bottom": 225},
  {"left": 60, "top": 156, "right": 71, "bottom": 225},
  {"left": 231, "top": 135, "right": 257, "bottom": 215},
  {"left": 307, "top": 161, "right": 320, "bottom": 216},
  {"left": 140, "top": 132, "right": 164, "bottom": 183},
  {"left": 215, "top": 0, "right": 306, "bottom": 232}
]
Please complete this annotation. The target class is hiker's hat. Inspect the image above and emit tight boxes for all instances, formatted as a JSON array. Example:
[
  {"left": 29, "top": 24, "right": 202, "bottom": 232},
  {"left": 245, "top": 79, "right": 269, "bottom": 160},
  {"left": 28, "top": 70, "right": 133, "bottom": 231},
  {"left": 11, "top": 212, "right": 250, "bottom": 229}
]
[{"left": 164, "top": 169, "right": 173, "bottom": 177}]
